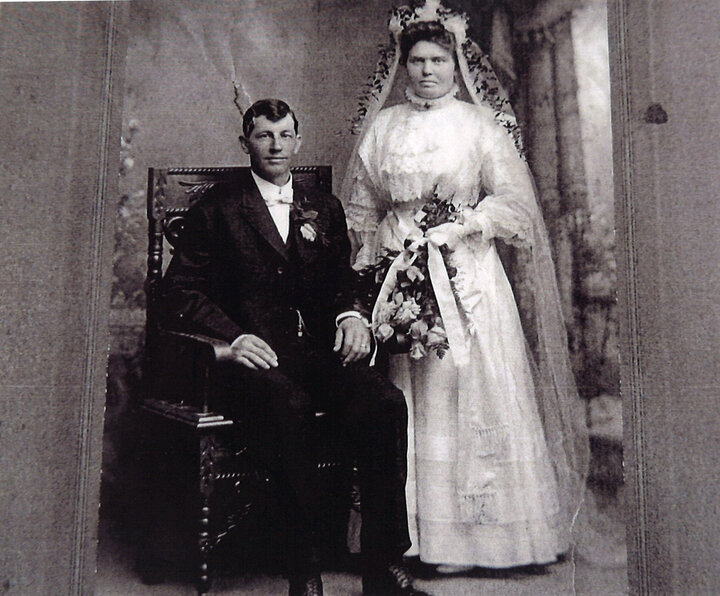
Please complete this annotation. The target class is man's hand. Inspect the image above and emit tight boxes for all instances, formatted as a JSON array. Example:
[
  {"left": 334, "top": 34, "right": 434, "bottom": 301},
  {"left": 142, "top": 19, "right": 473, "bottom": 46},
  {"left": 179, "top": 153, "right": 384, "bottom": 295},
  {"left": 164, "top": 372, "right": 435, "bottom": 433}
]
[
  {"left": 230, "top": 334, "right": 278, "bottom": 370},
  {"left": 334, "top": 317, "right": 372, "bottom": 365}
]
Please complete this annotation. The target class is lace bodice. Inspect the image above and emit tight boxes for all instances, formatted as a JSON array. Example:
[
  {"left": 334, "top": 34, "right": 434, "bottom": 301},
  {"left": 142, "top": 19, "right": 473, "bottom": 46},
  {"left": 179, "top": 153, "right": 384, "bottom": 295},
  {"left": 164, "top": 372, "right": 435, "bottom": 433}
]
[
  {"left": 361, "top": 100, "right": 485, "bottom": 205},
  {"left": 346, "top": 96, "right": 537, "bottom": 267}
]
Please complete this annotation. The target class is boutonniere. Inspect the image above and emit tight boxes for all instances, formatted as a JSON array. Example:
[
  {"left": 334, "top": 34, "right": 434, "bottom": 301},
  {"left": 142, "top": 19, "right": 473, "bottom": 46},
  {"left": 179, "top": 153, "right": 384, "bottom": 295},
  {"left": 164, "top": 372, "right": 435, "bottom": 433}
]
[
  {"left": 293, "top": 197, "right": 327, "bottom": 246},
  {"left": 299, "top": 223, "right": 317, "bottom": 242}
]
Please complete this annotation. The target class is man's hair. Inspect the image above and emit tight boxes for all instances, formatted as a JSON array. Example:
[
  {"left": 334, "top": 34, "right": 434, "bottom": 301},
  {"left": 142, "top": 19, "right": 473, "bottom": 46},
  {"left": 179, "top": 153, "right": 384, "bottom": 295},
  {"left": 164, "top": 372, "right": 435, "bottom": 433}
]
[
  {"left": 399, "top": 20, "right": 457, "bottom": 66},
  {"left": 242, "top": 98, "right": 299, "bottom": 138}
]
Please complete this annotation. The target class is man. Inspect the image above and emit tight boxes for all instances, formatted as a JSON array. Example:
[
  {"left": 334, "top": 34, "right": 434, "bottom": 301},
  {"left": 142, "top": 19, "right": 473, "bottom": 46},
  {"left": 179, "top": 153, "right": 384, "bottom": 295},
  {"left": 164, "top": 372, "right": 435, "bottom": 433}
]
[{"left": 161, "top": 99, "right": 429, "bottom": 596}]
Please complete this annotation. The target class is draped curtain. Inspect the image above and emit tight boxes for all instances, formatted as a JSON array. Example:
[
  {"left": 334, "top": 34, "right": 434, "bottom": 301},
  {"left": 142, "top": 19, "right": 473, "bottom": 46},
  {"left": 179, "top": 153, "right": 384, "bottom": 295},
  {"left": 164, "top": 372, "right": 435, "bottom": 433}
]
[
  {"left": 499, "top": 2, "right": 624, "bottom": 565},
  {"left": 484, "top": 0, "right": 605, "bottom": 393}
]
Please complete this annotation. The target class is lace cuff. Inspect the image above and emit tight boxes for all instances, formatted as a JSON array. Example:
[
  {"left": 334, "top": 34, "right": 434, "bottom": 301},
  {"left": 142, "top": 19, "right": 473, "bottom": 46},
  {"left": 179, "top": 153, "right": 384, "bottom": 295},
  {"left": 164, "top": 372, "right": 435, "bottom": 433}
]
[
  {"left": 462, "top": 209, "right": 495, "bottom": 238},
  {"left": 352, "top": 233, "right": 380, "bottom": 270},
  {"left": 463, "top": 200, "right": 531, "bottom": 247}
]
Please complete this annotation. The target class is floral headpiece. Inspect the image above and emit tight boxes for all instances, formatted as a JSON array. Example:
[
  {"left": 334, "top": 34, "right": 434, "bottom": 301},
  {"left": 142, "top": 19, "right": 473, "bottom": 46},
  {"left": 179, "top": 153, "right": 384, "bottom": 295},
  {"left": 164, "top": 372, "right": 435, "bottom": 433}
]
[
  {"left": 388, "top": 0, "right": 469, "bottom": 45},
  {"left": 347, "top": 0, "right": 523, "bottom": 156}
]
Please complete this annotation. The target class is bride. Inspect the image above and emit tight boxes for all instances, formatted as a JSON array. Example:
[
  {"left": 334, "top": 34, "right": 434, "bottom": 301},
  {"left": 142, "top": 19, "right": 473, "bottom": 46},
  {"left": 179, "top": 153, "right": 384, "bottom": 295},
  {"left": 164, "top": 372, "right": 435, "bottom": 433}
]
[{"left": 342, "top": 0, "right": 588, "bottom": 571}]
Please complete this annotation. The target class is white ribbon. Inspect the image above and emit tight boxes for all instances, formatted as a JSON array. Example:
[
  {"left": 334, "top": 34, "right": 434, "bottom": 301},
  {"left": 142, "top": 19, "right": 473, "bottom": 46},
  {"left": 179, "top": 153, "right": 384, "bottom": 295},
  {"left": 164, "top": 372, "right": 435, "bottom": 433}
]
[{"left": 425, "top": 240, "right": 469, "bottom": 367}]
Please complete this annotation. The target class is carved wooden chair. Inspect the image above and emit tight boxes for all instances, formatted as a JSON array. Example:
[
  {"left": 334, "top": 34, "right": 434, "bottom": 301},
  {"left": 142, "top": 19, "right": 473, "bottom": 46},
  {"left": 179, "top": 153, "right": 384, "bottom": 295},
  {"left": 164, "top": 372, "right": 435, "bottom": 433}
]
[{"left": 137, "top": 166, "right": 353, "bottom": 595}]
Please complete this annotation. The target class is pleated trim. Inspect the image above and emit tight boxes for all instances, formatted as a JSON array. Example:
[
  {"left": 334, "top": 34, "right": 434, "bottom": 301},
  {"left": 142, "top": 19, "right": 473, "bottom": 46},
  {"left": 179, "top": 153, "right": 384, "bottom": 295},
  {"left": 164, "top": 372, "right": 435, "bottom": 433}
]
[
  {"left": 459, "top": 490, "right": 498, "bottom": 524},
  {"left": 471, "top": 423, "right": 510, "bottom": 457}
]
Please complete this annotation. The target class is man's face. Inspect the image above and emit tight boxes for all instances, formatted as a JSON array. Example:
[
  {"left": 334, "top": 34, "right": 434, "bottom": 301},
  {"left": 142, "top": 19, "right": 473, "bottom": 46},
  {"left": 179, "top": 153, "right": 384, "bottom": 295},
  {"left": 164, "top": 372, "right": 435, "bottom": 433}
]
[{"left": 240, "top": 114, "right": 302, "bottom": 185}]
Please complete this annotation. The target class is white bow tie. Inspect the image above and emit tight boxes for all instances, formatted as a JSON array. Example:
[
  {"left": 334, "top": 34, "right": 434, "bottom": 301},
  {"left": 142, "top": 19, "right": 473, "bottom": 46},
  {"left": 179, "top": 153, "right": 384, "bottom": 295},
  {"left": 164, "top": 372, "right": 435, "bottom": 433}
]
[{"left": 264, "top": 189, "right": 293, "bottom": 207}]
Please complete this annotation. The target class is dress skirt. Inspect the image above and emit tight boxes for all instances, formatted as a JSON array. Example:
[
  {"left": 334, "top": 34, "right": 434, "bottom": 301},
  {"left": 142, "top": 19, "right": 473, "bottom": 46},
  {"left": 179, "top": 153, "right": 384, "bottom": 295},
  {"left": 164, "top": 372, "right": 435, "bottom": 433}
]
[{"left": 390, "top": 239, "right": 568, "bottom": 568}]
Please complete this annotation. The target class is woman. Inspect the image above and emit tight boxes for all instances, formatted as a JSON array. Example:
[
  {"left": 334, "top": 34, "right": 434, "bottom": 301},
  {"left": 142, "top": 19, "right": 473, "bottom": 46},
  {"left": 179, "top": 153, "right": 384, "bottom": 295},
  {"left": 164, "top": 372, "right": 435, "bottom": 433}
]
[{"left": 341, "top": 1, "right": 588, "bottom": 571}]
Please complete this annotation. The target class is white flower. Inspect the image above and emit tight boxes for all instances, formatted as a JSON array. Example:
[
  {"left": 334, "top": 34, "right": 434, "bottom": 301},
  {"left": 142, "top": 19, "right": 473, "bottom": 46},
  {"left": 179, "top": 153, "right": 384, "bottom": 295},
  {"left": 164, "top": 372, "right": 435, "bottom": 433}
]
[
  {"left": 395, "top": 299, "right": 421, "bottom": 325},
  {"left": 374, "top": 300, "right": 398, "bottom": 325},
  {"left": 389, "top": 1, "right": 468, "bottom": 46},
  {"left": 376, "top": 323, "right": 395, "bottom": 342},
  {"left": 442, "top": 14, "right": 468, "bottom": 44},
  {"left": 300, "top": 223, "right": 317, "bottom": 242},
  {"left": 388, "top": 14, "right": 404, "bottom": 38},
  {"left": 405, "top": 265, "right": 425, "bottom": 283},
  {"left": 415, "top": 0, "right": 442, "bottom": 21},
  {"left": 409, "top": 340, "right": 427, "bottom": 360},
  {"left": 426, "top": 324, "right": 447, "bottom": 345},
  {"left": 409, "top": 319, "right": 429, "bottom": 340}
]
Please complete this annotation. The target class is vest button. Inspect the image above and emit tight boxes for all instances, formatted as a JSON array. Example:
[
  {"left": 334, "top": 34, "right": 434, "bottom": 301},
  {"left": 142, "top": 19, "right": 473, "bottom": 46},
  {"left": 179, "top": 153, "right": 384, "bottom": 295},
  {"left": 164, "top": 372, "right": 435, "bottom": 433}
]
[{"left": 277, "top": 266, "right": 284, "bottom": 275}]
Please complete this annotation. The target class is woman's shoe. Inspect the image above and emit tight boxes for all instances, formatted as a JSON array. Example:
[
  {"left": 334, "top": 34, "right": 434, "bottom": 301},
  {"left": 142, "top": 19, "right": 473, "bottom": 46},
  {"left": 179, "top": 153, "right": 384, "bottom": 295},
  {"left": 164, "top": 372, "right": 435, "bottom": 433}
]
[{"left": 435, "top": 564, "right": 474, "bottom": 575}]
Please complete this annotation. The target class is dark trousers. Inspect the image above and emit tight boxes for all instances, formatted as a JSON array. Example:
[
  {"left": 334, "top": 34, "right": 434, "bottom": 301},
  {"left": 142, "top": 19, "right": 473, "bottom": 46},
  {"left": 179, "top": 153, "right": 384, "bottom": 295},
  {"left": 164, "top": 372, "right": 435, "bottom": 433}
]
[{"left": 215, "top": 335, "right": 411, "bottom": 577}]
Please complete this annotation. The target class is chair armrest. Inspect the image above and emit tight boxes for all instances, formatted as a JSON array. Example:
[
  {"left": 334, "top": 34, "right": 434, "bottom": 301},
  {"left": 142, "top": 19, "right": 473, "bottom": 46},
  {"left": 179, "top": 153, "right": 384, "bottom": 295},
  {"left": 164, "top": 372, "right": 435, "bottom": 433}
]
[
  {"left": 147, "top": 329, "right": 236, "bottom": 416},
  {"left": 157, "top": 329, "right": 235, "bottom": 363},
  {"left": 141, "top": 397, "right": 233, "bottom": 429}
]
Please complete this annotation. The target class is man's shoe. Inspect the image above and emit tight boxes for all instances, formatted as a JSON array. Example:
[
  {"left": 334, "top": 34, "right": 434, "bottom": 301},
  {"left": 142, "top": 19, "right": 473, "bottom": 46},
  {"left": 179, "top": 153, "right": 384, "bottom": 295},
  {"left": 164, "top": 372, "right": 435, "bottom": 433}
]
[
  {"left": 288, "top": 574, "right": 323, "bottom": 596},
  {"left": 362, "top": 563, "right": 432, "bottom": 596}
]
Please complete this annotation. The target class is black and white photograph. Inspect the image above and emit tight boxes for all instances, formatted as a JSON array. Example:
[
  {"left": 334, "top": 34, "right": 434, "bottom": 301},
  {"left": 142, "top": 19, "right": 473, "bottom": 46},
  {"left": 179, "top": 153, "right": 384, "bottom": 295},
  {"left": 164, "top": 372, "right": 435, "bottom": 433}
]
[{"left": 1, "top": 1, "right": 719, "bottom": 595}]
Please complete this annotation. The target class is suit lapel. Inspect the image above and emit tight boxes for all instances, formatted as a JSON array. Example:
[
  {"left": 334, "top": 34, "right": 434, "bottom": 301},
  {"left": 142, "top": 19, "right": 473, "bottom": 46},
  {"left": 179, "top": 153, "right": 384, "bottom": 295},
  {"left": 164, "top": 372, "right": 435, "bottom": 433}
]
[{"left": 236, "top": 176, "right": 290, "bottom": 260}]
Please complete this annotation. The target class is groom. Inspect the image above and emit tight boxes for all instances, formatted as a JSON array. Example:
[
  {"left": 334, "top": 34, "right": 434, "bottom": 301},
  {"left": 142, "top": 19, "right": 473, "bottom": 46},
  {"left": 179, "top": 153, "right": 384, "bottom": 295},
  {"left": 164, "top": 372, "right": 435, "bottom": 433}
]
[{"left": 160, "top": 99, "right": 428, "bottom": 596}]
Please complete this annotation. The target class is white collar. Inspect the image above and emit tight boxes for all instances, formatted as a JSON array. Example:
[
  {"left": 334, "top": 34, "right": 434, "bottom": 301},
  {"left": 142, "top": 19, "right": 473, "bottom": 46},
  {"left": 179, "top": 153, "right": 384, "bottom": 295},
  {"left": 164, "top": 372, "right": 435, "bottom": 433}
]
[
  {"left": 251, "top": 170, "right": 293, "bottom": 201},
  {"left": 405, "top": 83, "right": 459, "bottom": 110}
]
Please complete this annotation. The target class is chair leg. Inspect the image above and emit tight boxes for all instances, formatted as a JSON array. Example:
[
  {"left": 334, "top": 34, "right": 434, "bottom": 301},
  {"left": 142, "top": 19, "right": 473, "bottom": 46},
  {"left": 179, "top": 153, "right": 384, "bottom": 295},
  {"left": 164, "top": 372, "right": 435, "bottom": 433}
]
[
  {"left": 197, "top": 504, "right": 211, "bottom": 595},
  {"left": 197, "top": 435, "right": 217, "bottom": 595}
]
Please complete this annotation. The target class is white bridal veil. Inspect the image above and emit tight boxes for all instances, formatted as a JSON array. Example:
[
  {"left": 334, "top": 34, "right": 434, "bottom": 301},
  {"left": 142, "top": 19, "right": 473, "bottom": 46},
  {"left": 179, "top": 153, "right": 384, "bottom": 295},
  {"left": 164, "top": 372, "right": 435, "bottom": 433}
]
[{"left": 339, "top": 0, "right": 595, "bottom": 560}]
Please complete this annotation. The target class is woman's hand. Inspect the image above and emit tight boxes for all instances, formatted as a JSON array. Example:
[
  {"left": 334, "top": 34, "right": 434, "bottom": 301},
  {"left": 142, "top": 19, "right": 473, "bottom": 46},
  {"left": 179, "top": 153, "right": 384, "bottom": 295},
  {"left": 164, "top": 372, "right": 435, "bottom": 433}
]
[{"left": 426, "top": 222, "right": 466, "bottom": 249}]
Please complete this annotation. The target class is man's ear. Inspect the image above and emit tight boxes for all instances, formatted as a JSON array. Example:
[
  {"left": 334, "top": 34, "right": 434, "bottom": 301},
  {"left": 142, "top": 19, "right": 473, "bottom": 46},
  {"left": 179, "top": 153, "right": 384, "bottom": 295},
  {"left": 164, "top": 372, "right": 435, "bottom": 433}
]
[
  {"left": 238, "top": 135, "right": 250, "bottom": 155},
  {"left": 292, "top": 134, "right": 302, "bottom": 155}
]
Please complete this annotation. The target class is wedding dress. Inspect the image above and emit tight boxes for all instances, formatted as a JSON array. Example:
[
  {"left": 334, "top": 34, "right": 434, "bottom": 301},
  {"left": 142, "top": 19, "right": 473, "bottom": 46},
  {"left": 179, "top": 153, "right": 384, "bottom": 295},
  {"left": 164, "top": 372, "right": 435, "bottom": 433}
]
[{"left": 345, "top": 88, "right": 570, "bottom": 567}]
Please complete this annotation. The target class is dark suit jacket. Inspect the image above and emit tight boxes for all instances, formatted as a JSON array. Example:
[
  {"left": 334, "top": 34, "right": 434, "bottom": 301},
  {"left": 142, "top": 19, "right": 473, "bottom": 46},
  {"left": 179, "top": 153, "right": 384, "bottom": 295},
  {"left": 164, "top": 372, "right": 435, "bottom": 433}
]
[{"left": 160, "top": 170, "right": 358, "bottom": 352}]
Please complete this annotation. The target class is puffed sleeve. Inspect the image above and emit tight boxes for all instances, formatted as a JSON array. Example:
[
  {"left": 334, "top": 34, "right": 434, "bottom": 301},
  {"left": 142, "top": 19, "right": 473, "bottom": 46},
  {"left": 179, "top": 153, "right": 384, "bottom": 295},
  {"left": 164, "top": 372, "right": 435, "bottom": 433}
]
[
  {"left": 463, "top": 116, "right": 537, "bottom": 248},
  {"left": 344, "top": 118, "right": 388, "bottom": 269}
]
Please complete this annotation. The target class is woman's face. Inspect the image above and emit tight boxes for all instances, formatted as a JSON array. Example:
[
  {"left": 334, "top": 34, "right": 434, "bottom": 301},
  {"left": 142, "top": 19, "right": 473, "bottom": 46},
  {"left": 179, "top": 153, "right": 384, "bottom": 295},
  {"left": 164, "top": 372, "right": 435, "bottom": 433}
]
[{"left": 406, "top": 40, "right": 456, "bottom": 99}]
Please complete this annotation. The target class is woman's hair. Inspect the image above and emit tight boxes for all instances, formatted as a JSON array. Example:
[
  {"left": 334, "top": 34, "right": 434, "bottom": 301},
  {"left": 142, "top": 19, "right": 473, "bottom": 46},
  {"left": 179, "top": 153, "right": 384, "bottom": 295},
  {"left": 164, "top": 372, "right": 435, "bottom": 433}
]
[{"left": 399, "top": 20, "right": 457, "bottom": 66}]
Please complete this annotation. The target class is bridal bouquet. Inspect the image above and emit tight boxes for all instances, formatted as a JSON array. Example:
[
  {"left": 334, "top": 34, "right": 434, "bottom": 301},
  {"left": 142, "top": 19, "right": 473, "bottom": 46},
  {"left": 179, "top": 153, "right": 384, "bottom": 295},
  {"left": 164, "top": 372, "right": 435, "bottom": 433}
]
[{"left": 357, "top": 194, "right": 458, "bottom": 360}]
